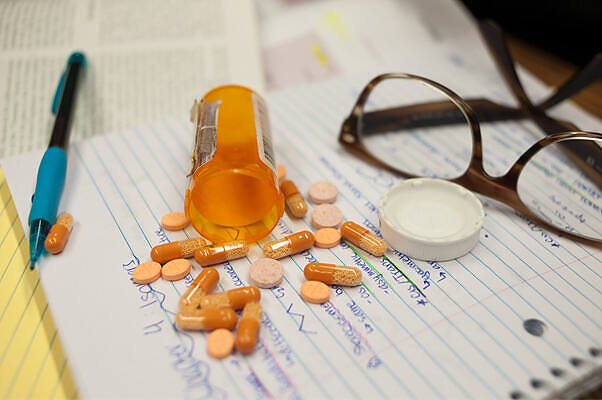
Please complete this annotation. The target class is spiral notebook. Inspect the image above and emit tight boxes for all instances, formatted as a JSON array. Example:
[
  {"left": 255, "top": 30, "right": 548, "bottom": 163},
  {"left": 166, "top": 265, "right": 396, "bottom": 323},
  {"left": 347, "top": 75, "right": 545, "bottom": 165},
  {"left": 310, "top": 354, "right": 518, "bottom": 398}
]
[{"left": 2, "top": 60, "right": 601, "bottom": 398}]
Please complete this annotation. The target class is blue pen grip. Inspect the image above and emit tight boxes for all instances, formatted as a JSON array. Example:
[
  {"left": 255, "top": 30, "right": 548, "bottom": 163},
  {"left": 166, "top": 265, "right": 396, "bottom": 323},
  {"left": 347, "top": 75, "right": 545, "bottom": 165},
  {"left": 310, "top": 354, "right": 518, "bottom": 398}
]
[{"left": 29, "top": 147, "right": 67, "bottom": 226}]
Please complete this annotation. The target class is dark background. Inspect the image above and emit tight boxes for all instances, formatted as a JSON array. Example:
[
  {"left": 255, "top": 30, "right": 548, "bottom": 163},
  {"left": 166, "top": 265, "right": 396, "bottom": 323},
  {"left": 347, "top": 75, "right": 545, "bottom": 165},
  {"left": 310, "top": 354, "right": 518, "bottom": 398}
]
[{"left": 459, "top": 0, "right": 601, "bottom": 66}]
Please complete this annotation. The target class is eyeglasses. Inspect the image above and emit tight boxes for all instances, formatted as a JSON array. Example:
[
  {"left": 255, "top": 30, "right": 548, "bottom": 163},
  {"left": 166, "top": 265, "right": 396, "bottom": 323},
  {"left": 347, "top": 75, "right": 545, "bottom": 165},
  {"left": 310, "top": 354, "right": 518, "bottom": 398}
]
[{"left": 338, "top": 20, "right": 602, "bottom": 247}]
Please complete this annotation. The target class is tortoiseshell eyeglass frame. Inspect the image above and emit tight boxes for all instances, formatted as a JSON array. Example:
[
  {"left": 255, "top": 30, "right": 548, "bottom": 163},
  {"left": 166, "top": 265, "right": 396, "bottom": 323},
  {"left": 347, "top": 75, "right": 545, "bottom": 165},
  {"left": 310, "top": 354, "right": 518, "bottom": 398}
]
[{"left": 338, "top": 20, "right": 602, "bottom": 248}]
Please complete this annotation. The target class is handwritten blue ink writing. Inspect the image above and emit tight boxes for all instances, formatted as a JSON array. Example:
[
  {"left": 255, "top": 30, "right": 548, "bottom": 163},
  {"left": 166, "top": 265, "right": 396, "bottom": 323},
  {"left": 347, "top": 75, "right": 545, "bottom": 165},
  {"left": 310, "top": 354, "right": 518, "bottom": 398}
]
[
  {"left": 154, "top": 227, "right": 169, "bottom": 244},
  {"left": 261, "top": 314, "right": 296, "bottom": 367},
  {"left": 347, "top": 300, "right": 374, "bottom": 334},
  {"left": 514, "top": 211, "right": 561, "bottom": 248},
  {"left": 320, "top": 302, "right": 368, "bottom": 356},
  {"left": 222, "top": 261, "right": 244, "bottom": 287},
  {"left": 287, "top": 304, "right": 317, "bottom": 335},
  {"left": 340, "top": 241, "right": 389, "bottom": 293},
  {"left": 167, "top": 344, "right": 220, "bottom": 399}
]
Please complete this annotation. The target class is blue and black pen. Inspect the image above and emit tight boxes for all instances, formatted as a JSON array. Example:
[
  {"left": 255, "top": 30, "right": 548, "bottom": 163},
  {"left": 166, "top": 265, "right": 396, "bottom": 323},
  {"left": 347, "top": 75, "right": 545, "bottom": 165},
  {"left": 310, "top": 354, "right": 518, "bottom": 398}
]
[{"left": 29, "top": 51, "right": 86, "bottom": 269}]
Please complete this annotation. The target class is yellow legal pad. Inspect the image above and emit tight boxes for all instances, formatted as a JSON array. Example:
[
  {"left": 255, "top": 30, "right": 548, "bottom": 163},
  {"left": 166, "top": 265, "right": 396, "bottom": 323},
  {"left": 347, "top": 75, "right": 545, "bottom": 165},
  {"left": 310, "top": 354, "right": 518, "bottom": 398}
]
[{"left": 0, "top": 168, "right": 77, "bottom": 399}]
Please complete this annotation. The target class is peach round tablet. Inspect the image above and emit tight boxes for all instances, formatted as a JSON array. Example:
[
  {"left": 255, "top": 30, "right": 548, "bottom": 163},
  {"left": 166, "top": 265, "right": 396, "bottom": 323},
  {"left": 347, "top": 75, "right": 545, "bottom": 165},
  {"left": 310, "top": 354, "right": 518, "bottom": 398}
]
[
  {"left": 300, "top": 281, "right": 330, "bottom": 304},
  {"left": 132, "top": 261, "right": 161, "bottom": 284},
  {"left": 311, "top": 204, "right": 343, "bottom": 229},
  {"left": 308, "top": 181, "right": 338, "bottom": 204},
  {"left": 314, "top": 228, "right": 341, "bottom": 248},
  {"left": 249, "top": 258, "right": 284, "bottom": 288},
  {"left": 161, "top": 212, "right": 189, "bottom": 231},
  {"left": 277, "top": 164, "right": 287, "bottom": 182},
  {"left": 206, "top": 328, "right": 235, "bottom": 359},
  {"left": 162, "top": 258, "right": 191, "bottom": 281}
]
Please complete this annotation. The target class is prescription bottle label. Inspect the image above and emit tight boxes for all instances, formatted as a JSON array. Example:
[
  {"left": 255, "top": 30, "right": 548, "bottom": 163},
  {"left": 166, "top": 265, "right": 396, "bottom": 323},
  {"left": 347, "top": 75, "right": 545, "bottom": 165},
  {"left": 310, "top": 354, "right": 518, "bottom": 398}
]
[
  {"left": 188, "top": 99, "right": 220, "bottom": 176},
  {"left": 252, "top": 92, "right": 276, "bottom": 175}
]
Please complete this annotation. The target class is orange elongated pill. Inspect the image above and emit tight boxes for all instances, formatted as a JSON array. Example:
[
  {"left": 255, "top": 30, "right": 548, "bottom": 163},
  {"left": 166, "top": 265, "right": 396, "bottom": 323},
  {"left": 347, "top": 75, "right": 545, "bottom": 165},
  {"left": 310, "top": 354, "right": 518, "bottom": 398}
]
[
  {"left": 175, "top": 308, "right": 238, "bottom": 331},
  {"left": 341, "top": 221, "right": 387, "bottom": 256},
  {"left": 281, "top": 180, "right": 308, "bottom": 218},
  {"left": 179, "top": 267, "right": 219, "bottom": 311},
  {"left": 235, "top": 302, "right": 262, "bottom": 354},
  {"left": 263, "top": 231, "right": 314, "bottom": 259},
  {"left": 44, "top": 213, "right": 74, "bottom": 254},
  {"left": 304, "top": 262, "right": 362, "bottom": 286},
  {"left": 199, "top": 286, "right": 261, "bottom": 310},
  {"left": 151, "top": 237, "right": 209, "bottom": 264},
  {"left": 194, "top": 240, "right": 248, "bottom": 267}
]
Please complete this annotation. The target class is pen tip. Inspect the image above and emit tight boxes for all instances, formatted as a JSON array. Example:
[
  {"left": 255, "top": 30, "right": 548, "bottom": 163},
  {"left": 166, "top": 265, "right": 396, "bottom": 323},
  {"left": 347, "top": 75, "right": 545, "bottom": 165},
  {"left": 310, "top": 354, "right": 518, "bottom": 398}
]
[{"left": 29, "top": 252, "right": 38, "bottom": 270}]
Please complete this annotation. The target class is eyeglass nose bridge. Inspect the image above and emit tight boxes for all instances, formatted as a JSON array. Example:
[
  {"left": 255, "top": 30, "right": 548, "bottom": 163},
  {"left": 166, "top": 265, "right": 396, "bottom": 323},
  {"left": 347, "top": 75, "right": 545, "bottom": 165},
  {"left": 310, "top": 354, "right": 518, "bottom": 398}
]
[{"left": 453, "top": 166, "right": 518, "bottom": 205}]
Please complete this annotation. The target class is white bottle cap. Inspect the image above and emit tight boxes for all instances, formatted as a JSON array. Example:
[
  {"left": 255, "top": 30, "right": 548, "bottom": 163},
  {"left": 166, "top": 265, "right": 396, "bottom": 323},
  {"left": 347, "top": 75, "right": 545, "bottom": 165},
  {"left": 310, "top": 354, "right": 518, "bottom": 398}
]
[{"left": 379, "top": 178, "right": 484, "bottom": 261}]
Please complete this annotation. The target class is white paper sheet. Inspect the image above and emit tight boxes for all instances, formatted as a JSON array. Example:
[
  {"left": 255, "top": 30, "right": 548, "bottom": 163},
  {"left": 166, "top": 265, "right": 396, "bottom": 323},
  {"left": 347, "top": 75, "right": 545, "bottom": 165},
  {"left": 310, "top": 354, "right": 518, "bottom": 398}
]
[
  {"left": 0, "top": 0, "right": 264, "bottom": 157},
  {"left": 258, "top": 0, "right": 496, "bottom": 91},
  {"left": 2, "top": 58, "right": 601, "bottom": 398}
]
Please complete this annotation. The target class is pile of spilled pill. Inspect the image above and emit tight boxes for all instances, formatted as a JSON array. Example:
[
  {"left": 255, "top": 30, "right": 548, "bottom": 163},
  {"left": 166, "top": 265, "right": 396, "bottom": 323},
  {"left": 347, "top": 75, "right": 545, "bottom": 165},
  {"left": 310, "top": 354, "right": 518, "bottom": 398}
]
[{"left": 127, "top": 164, "right": 387, "bottom": 360}]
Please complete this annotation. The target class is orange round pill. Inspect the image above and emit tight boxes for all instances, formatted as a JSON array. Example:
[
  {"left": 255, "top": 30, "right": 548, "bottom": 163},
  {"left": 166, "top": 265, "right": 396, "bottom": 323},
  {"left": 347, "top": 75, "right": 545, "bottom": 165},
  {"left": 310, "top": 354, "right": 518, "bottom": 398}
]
[
  {"left": 277, "top": 164, "right": 287, "bottom": 182},
  {"left": 314, "top": 228, "right": 341, "bottom": 248},
  {"left": 311, "top": 204, "right": 343, "bottom": 229},
  {"left": 300, "top": 281, "right": 330, "bottom": 304},
  {"left": 308, "top": 181, "right": 338, "bottom": 204},
  {"left": 162, "top": 258, "right": 191, "bottom": 281},
  {"left": 132, "top": 261, "right": 161, "bottom": 284},
  {"left": 206, "top": 328, "right": 235, "bottom": 359},
  {"left": 161, "top": 212, "right": 189, "bottom": 231}
]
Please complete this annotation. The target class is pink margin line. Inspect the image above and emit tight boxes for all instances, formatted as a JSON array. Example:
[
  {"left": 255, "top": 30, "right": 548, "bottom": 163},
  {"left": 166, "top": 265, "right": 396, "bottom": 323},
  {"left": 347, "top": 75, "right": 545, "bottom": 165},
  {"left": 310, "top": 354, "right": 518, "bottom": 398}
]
[
  {"left": 257, "top": 336, "right": 299, "bottom": 394},
  {"left": 326, "top": 300, "right": 374, "bottom": 351},
  {"left": 378, "top": 249, "right": 601, "bottom": 351}
]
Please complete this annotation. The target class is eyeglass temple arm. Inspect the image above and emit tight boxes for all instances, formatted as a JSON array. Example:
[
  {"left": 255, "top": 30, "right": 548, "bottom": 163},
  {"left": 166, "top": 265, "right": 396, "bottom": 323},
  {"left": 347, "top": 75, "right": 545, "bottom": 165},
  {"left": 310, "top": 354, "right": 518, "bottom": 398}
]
[
  {"left": 478, "top": 19, "right": 602, "bottom": 116},
  {"left": 537, "top": 53, "right": 602, "bottom": 110},
  {"left": 478, "top": 20, "right": 536, "bottom": 110},
  {"left": 478, "top": 20, "right": 583, "bottom": 134}
]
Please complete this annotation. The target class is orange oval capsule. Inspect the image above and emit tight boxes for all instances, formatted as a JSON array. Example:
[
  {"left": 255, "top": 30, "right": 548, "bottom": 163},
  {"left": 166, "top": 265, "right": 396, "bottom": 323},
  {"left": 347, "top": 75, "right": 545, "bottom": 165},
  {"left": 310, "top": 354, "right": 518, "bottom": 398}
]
[
  {"left": 281, "top": 180, "right": 308, "bottom": 218},
  {"left": 341, "top": 221, "right": 387, "bottom": 256},
  {"left": 194, "top": 240, "right": 248, "bottom": 267},
  {"left": 263, "top": 231, "right": 315, "bottom": 259},
  {"left": 235, "top": 302, "right": 262, "bottom": 354},
  {"left": 44, "top": 213, "right": 74, "bottom": 254},
  {"left": 304, "top": 263, "right": 362, "bottom": 286},
  {"left": 150, "top": 237, "right": 209, "bottom": 264},
  {"left": 199, "top": 286, "right": 261, "bottom": 310},
  {"left": 175, "top": 308, "right": 238, "bottom": 331},
  {"left": 179, "top": 267, "right": 220, "bottom": 311}
]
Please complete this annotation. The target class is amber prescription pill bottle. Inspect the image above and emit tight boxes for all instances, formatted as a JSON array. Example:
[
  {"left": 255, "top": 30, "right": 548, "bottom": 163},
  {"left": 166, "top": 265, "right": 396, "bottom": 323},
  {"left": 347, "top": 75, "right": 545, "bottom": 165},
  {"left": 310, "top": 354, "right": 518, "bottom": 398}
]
[{"left": 185, "top": 85, "right": 284, "bottom": 243}]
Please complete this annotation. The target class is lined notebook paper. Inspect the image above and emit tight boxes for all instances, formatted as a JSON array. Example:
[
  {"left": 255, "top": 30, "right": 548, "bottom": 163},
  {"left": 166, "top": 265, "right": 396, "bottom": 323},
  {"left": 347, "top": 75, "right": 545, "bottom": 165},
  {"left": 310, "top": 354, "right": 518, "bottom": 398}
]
[{"left": 2, "top": 61, "right": 601, "bottom": 398}]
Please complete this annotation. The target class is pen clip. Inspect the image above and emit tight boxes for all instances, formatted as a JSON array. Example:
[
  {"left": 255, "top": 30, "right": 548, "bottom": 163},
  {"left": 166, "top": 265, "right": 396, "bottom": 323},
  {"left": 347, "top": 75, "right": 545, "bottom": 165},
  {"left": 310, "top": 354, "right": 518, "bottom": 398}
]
[{"left": 51, "top": 70, "right": 66, "bottom": 115}]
